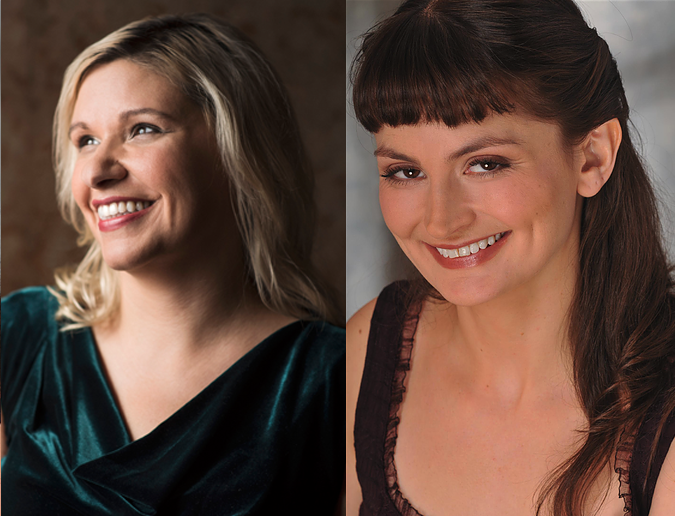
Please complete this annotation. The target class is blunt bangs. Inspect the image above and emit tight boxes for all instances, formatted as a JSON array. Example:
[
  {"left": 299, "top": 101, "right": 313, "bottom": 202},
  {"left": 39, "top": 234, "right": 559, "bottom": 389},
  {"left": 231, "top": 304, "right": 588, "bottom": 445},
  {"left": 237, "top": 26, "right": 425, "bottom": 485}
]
[{"left": 352, "top": 6, "right": 521, "bottom": 133}]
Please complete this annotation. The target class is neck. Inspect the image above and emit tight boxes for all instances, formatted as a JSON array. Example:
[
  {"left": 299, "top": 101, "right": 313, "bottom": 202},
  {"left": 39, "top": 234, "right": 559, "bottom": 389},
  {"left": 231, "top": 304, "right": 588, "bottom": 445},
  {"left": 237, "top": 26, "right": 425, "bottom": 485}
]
[
  {"left": 98, "top": 240, "right": 289, "bottom": 356},
  {"left": 440, "top": 242, "right": 579, "bottom": 408}
]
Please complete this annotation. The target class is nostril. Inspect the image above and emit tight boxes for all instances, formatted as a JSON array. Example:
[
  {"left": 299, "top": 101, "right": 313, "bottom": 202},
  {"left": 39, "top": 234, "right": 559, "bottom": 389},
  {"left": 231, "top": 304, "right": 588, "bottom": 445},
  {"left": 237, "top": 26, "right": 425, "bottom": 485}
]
[
  {"left": 84, "top": 158, "right": 128, "bottom": 189},
  {"left": 94, "top": 177, "right": 121, "bottom": 188}
]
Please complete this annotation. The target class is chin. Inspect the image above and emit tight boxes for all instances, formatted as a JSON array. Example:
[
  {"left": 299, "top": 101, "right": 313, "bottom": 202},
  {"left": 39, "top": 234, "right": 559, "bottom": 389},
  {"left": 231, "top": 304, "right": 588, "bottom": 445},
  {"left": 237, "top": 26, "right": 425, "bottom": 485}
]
[
  {"left": 101, "top": 255, "right": 143, "bottom": 272},
  {"left": 424, "top": 274, "right": 506, "bottom": 307},
  {"left": 100, "top": 245, "right": 157, "bottom": 273}
]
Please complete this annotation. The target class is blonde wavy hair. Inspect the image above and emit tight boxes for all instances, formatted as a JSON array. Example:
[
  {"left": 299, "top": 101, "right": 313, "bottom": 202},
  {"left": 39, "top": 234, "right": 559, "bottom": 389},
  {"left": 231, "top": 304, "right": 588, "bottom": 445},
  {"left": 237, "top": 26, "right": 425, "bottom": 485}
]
[{"left": 51, "top": 14, "right": 342, "bottom": 329}]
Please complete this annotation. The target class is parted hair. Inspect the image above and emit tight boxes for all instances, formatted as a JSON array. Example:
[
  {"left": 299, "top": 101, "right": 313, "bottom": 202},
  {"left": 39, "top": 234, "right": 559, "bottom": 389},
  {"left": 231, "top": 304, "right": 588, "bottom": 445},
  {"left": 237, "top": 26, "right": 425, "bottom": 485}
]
[
  {"left": 52, "top": 13, "right": 342, "bottom": 329},
  {"left": 351, "top": 0, "right": 675, "bottom": 514}
]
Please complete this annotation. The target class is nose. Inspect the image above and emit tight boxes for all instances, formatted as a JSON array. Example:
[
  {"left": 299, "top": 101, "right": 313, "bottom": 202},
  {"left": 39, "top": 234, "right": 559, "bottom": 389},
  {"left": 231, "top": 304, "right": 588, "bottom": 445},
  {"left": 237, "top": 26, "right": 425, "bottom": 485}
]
[
  {"left": 78, "top": 140, "right": 127, "bottom": 189},
  {"left": 424, "top": 178, "right": 476, "bottom": 240}
]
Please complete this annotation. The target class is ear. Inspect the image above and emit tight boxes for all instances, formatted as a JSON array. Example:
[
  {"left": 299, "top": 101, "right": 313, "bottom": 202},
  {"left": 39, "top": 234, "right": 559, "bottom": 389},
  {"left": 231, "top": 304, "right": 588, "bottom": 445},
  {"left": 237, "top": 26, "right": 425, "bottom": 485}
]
[{"left": 576, "top": 118, "right": 622, "bottom": 198}]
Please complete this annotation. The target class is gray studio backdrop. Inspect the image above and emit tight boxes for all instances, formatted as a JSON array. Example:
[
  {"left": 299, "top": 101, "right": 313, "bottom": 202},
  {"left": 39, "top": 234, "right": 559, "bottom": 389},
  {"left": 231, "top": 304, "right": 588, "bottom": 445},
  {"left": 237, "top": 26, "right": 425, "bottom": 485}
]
[{"left": 346, "top": 0, "right": 675, "bottom": 319}]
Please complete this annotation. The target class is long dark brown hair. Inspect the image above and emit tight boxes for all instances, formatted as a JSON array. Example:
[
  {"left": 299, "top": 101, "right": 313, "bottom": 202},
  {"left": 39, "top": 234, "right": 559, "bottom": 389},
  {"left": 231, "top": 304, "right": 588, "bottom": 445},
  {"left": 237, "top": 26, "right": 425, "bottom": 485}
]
[{"left": 351, "top": 0, "right": 675, "bottom": 514}]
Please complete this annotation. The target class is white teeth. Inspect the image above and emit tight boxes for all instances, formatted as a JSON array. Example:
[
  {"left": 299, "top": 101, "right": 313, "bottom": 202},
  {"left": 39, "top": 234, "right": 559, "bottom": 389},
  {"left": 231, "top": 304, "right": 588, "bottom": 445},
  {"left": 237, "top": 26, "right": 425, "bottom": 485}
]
[
  {"left": 436, "top": 232, "right": 505, "bottom": 259},
  {"left": 438, "top": 248, "right": 459, "bottom": 258},
  {"left": 96, "top": 200, "right": 154, "bottom": 220}
]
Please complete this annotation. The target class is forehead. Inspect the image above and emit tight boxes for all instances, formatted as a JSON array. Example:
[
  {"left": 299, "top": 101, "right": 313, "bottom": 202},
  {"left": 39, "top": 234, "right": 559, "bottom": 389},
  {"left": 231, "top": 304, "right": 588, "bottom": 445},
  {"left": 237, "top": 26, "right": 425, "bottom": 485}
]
[
  {"left": 374, "top": 113, "right": 564, "bottom": 157},
  {"left": 71, "top": 59, "right": 191, "bottom": 122}
]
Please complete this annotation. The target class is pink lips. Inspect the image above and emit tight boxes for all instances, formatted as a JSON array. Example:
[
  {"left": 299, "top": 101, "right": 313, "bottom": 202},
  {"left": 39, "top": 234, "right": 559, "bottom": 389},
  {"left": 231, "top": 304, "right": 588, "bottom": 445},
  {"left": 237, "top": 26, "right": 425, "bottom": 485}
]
[
  {"left": 426, "top": 231, "right": 511, "bottom": 269},
  {"left": 95, "top": 198, "right": 155, "bottom": 233}
]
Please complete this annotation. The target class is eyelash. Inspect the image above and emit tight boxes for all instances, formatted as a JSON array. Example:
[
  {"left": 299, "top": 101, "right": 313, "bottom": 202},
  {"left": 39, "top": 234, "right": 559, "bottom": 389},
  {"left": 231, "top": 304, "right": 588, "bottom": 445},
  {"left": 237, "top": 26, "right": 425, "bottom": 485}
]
[
  {"left": 77, "top": 135, "right": 97, "bottom": 149},
  {"left": 380, "top": 157, "right": 511, "bottom": 184},
  {"left": 380, "top": 167, "right": 421, "bottom": 185},
  {"left": 131, "top": 123, "right": 161, "bottom": 137},
  {"left": 466, "top": 157, "right": 511, "bottom": 178},
  {"left": 76, "top": 123, "right": 162, "bottom": 149}
]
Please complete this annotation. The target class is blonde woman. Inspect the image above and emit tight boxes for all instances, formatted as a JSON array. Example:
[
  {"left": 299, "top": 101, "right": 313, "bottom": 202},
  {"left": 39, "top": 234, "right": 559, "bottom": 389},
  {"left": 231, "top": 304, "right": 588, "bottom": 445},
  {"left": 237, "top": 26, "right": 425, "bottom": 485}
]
[{"left": 2, "top": 14, "right": 344, "bottom": 515}]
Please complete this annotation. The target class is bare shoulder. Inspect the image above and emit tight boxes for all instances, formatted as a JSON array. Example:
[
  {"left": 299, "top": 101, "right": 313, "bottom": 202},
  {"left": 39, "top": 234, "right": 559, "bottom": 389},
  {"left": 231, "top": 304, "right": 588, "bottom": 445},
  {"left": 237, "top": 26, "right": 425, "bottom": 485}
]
[
  {"left": 346, "top": 298, "right": 377, "bottom": 387},
  {"left": 347, "top": 297, "right": 378, "bottom": 334},
  {"left": 649, "top": 436, "right": 675, "bottom": 515},
  {"left": 346, "top": 298, "right": 378, "bottom": 422},
  {"left": 346, "top": 297, "right": 377, "bottom": 516}
]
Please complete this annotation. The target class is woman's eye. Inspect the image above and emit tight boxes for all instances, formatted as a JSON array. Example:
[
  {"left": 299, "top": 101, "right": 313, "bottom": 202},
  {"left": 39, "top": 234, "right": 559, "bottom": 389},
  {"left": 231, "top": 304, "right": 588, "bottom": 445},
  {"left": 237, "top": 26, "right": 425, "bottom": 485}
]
[
  {"left": 467, "top": 158, "right": 510, "bottom": 177},
  {"left": 381, "top": 167, "right": 424, "bottom": 181},
  {"left": 131, "top": 124, "right": 160, "bottom": 137},
  {"left": 468, "top": 160, "right": 499, "bottom": 173},
  {"left": 78, "top": 136, "right": 98, "bottom": 149}
]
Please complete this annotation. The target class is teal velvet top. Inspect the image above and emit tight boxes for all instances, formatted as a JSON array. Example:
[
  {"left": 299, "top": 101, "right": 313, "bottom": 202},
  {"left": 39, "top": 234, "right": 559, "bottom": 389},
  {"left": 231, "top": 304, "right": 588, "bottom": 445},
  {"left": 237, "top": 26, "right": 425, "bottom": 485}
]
[{"left": 1, "top": 287, "right": 345, "bottom": 515}]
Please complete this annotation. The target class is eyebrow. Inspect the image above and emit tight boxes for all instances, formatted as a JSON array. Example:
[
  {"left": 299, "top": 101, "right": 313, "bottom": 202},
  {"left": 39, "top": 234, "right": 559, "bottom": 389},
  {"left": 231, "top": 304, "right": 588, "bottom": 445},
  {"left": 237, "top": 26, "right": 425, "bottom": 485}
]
[
  {"left": 374, "top": 136, "right": 523, "bottom": 163},
  {"left": 68, "top": 108, "right": 177, "bottom": 137}
]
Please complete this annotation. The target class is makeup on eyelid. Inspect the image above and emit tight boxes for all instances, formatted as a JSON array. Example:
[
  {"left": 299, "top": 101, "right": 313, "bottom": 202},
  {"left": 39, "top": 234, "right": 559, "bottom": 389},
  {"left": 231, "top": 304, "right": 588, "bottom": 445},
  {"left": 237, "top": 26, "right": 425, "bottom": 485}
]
[
  {"left": 74, "top": 123, "right": 164, "bottom": 149},
  {"left": 71, "top": 59, "right": 234, "bottom": 272},
  {"left": 376, "top": 115, "right": 583, "bottom": 307},
  {"left": 380, "top": 157, "right": 512, "bottom": 185}
]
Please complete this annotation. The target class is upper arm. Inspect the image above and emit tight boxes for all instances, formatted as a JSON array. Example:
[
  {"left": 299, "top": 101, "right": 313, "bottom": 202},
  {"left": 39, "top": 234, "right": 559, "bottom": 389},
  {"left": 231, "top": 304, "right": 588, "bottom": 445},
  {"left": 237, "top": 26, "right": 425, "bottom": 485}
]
[
  {"left": 648, "top": 437, "right": 675, "bottom": 515},
  {"left": 1, "top": 419, "right": 6, "bottom": 458},
  {"left": 1, "top": 414, "right": 5, "bottom": 516},
  {"left": 1, "top": 418, "right": 3, "bottom": 516},
  {"left": 346, "top": 298, "right": 377, "bottom": 516}
]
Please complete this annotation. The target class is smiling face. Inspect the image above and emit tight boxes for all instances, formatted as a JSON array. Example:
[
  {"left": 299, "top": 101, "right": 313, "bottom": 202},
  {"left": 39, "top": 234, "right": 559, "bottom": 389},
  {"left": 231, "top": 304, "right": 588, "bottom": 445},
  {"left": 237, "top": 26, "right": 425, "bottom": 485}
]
[
  {"left": 376, "top": 114, "right": 586, "bottom": 307},
  {"left": 70, "top": 59, "right": 238, "bottom": 272}
]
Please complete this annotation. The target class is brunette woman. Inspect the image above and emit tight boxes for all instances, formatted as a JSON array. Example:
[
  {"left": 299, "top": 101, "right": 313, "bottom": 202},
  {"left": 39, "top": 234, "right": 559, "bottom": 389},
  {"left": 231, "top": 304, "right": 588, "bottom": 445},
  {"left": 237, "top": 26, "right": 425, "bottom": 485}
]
[{"left": 347, "top": 1, "right": 675, "bottom": 515}]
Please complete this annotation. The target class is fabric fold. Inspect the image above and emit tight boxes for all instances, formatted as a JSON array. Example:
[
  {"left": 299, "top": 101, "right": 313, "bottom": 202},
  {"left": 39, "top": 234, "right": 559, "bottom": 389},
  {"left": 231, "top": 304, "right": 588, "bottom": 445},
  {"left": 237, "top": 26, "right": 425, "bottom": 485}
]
[{"left": 2, "top": 287, "right": 345, "bottom": 516}]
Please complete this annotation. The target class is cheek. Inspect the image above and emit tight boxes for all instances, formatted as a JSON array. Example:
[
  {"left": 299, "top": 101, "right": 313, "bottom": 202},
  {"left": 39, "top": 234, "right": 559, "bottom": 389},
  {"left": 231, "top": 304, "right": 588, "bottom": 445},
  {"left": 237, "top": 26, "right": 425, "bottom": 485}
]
[
  {"left": 132, "top": 149, "right": 172, "bottom": 185},
  {"left": 379, "top": 186, "right": 424, "bottom": 237},
  {"left": 497, "top": 168, "right": 564, "bottom": 221},
  {"left": 502, "top": 166, "right": 578, "bottom": 250},
  {"left": 71, "top": 167, "right": 89, "bottom": 210},
  {"left": 147, "top": 145, "right": 211, "bottom": 195},
  {"left": 70, "top": 169, "right": 99, "bottom": 235},
  {"left": 529, "top": 167, "right": 578, "bottom": 226}
]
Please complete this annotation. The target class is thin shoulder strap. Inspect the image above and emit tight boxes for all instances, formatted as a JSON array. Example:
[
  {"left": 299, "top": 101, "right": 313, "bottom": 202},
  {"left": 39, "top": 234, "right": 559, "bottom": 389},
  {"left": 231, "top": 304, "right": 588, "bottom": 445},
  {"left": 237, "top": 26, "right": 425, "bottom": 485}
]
[
  {"left": 630, "top": 383, "right": 675, "bottom": 516},
  {"left": 354, "top": 281, "right": 415, "bottom": 515}
]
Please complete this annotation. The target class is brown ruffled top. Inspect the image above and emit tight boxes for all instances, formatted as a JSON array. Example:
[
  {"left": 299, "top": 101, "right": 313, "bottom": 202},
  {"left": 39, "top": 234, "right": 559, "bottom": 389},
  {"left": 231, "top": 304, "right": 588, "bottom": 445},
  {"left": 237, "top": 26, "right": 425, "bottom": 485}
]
[
  {"left": 354, "top": 281, "right": 675, "bottom": 516},
  {"left": 615, "top": 429, "right": 635, "bottom": 513}
]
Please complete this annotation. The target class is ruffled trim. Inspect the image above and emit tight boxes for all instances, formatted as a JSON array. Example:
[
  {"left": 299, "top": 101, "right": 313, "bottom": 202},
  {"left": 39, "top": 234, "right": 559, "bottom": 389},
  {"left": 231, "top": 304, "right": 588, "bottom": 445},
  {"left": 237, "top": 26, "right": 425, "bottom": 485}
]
[
  {"left": 381, "top": 294, "right": 636, "bottom": 516},
  {"left": 615, "top": 428, "right": 636, "bottom": 514},
  {"left": 384, "top": 297, "right": 423, "bottom": 516}
]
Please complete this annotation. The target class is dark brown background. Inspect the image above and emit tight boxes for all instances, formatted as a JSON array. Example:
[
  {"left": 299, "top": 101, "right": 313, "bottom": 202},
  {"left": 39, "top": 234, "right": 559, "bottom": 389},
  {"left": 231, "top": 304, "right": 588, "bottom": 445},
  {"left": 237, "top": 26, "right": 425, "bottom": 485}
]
[{"left": 1, "top": 0, "right": 346, "bottom": 310}]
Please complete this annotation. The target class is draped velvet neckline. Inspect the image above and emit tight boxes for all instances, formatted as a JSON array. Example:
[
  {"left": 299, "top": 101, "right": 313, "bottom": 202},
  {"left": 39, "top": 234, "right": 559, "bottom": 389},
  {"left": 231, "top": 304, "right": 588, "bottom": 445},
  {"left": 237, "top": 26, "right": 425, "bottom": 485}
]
[
  {"left": 3, "top": 287, "right": 345, "bottom": 515},
  {"left": 69, "top": 320, "right": 307, "bottom": 510},
  {"left": 81, "top": 320, "right": 302, "bottom": 447}
]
